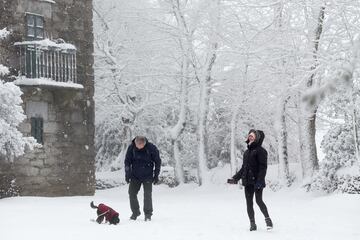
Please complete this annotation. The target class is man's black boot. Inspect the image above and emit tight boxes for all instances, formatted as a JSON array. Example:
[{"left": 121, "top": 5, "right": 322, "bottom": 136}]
[{"left": 130, "top": 212, "right": 140, "bottom": 220}]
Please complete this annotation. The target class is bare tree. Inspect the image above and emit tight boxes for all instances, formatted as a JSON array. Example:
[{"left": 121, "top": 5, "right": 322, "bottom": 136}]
[{"left": 301, "top": 5, "right": 325, "bottom": 179}]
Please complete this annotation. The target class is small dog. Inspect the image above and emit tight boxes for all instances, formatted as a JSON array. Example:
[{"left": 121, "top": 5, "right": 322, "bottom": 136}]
[{"left": 90, "top": 201, "right": 120, "bottom": 225}]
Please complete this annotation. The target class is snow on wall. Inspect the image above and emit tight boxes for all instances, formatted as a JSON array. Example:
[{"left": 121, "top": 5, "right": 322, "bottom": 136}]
[
  {"left": 14, "top": 77, "right": 83, "bottom": 89},
  {"left": 0, "top": 28, "right": 10, "bottom": 77},
  {"left": 0, "top": 28, "right": 10, "bottom": 39},
  {"left": 0, "top": 64, "right": 9, "bottom": 76},
  {"left": 39, "top": 0, "right": 56, "bottom": 4}
]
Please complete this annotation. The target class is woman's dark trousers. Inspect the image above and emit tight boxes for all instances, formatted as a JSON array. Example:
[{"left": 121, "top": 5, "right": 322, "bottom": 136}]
[{"left": 244, "top": 185, "right": 270, "bottom": 223}]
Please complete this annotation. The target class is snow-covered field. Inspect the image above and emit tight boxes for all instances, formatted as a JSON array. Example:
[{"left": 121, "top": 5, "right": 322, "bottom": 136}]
[{"left": 0, "top": 184, "right": 359, "bottom": 240}]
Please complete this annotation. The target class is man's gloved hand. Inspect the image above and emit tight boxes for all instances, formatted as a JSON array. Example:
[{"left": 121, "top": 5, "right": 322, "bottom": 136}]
[
  {"left": 255, "top": 181, "right": 264, "bottom": 190},
  {"left": 153, "top": 176, "right": 159, "bottom": 185},
  {"left": 125, "top": 176, "right": 130, "bottom": 184},
  {"left": 227, "top": 178, "right": 238, "bottom": 184}
]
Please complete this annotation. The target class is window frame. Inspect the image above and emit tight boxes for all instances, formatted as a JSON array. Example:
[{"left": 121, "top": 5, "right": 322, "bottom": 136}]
[
  {"left": 31, "top": 117, "right": 44, "bottom": 144},
  {"left": 25, "top": 13, "right": 45, "bottom": 40}
]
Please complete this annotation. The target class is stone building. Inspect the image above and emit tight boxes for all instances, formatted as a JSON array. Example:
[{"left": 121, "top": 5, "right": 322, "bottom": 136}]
[{"left": 0, "top": 0, "right": 95, "bottom": 197}]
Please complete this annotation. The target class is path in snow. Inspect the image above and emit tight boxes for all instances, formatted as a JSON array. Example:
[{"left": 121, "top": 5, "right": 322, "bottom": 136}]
[{"left": 0, "top": 184, "right": 359, "bottom": 240}]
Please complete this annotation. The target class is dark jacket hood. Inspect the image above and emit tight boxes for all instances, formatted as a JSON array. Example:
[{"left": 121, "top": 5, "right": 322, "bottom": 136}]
[
  {"left": 255, "top": 130, "right": 265, "bottom": 146},
  {"left": 246, "top": 129, "right": 265, "bottom": 147}
]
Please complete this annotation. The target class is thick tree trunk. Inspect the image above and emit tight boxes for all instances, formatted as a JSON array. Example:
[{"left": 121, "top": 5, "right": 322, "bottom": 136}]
[
  {"left": 349, "top": 39, "right": 360, "bottom": 164},
  {"left": 169, "top": 56, "right": 189, "bottom": 184},
  {"left": 197, "top": 0, "right": 220, "bottom": 186},
  {"left": 168, "top": 1, "right": 194, "bottom": 184},
  {"left": 302, "top": 6, "right": 325, "bottom": 178},
  {"left": 303, "top": 113, "right": 319, "bottom": 178},
  {"left": 172, "top": 139, "right": 185, "bottom": 183},
  {"left": 230, "top": 55, "right": 249, "bottom": 175},
  {"left": 273, "top": 0, "right": 291, "bottom": 185},
  {"left": 197, "top": 67, "right": 212, "bottom": 185}
]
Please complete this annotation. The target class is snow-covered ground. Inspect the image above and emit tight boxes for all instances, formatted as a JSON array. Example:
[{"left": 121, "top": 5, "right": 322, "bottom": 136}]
[{"left": 0, "top": 184, "right": 359, "bottom": 240}]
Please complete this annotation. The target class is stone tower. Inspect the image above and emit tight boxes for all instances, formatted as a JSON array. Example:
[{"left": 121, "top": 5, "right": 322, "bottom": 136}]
[{"left": 0, "top": 0, "right": 95, "bottom": 197}]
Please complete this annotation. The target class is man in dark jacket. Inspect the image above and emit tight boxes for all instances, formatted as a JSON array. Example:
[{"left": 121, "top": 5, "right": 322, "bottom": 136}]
[
  {"left": 230, "top": 129, "right": 273, "bottom": 231},
  {"left": 124, "top": 136, "right": 161, "bottom": 221}
]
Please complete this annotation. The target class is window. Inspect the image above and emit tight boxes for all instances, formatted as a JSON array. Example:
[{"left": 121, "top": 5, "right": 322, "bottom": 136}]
[
  {"left": 26, "top": 14, "right": 44, "bottom": 40},
  {"left": 31, "top": 117, "right": 44, "bottom": 144}
]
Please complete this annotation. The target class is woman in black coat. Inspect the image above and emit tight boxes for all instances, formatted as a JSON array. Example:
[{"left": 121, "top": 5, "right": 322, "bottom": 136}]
[{"left": 230, "top": 129, "right": 273, "bottom": 231}]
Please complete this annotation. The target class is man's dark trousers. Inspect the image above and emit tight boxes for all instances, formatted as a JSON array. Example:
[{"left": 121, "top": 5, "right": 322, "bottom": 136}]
[{"left": 129, "top": 179, "right": 153, "bottom": 217}]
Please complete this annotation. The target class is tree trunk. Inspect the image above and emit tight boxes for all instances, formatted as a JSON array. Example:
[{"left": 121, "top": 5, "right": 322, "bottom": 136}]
[
  {"left": 197, "top": 65, "right": 213, "bottom": 185},
  {"left": 302, "top": 6, "right": 325, "bottom": 178},
  {"left": 351, "top": 108, "right": 360, "bottom": 163},
  {"left": 277, "top": 95, "right": 291, "bottom": 186},
  {"left": 230, "top": 54, "right": 249, "bottom": 175},
  {"left": 349, "top": 39, "right": 360, "bottom": 164},
  {"left": 169, "top": 55, "right": 189, "bottom": 184},
  {"left": 172, "top": 139, "right": 185, "bottom": 184},
  {"left": 230, "top": 105, "right": 240, "bottom": 176},
  {"left": 273, "top": 0, "right": 291, "bottom": 185},
  {"left": 168, "top": 0, "right": 193, "bottom": 184},
  {"left": 296, "top": 93, "right": 306, "bottom": 172},
  {"left": 197, "top": 0, "right": 220, "bottom": 186},
  {"left": 303, "top": 114, "right": 319, "bottom": 178}
]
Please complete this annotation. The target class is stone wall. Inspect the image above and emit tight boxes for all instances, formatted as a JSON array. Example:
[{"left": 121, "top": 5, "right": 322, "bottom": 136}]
[
  {"left": 14, "top": 87, "right": 95, "bottom": 196},
  {"left": 0, "top": 0, "right": 95, "bottom": 197}
]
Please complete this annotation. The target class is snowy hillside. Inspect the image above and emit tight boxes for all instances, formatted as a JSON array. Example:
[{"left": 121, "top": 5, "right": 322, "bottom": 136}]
[{"left": 0, "top": 185, "right": 359, "bottom": 240}]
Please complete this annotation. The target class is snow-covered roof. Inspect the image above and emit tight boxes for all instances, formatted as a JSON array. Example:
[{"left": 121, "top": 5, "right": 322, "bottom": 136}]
[
  {"left": 14, "top": 77, "right": 83, "bottom": 89},
  {"left": 14, "top": 39, "right": 76, "bottom": 51}
]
